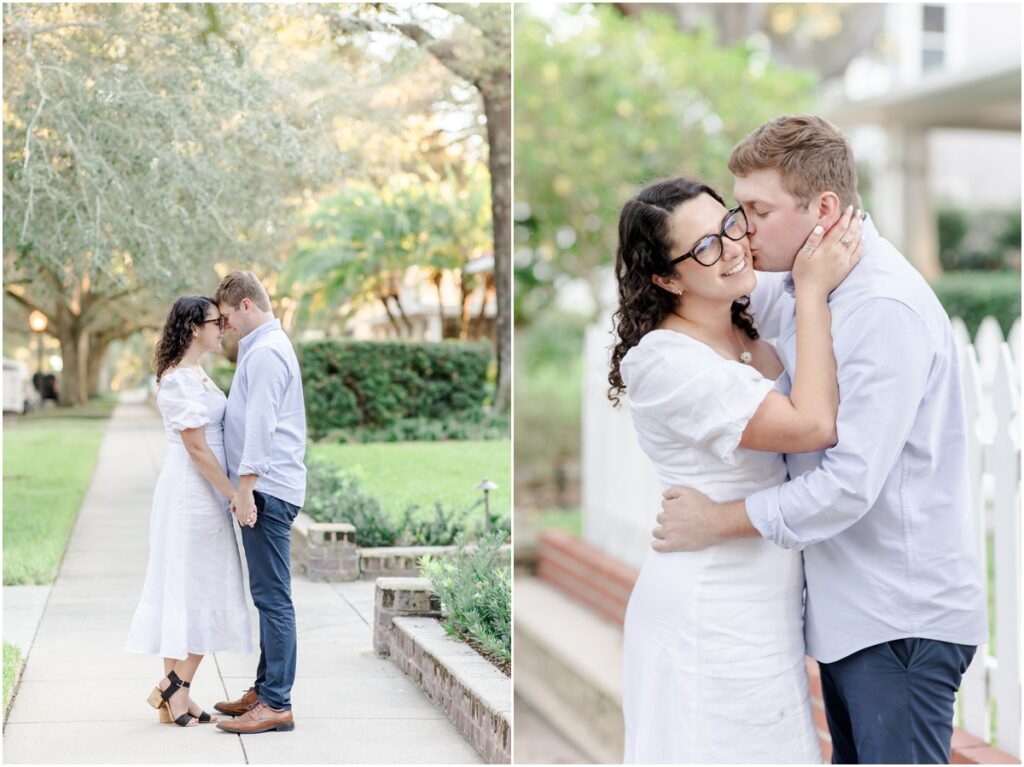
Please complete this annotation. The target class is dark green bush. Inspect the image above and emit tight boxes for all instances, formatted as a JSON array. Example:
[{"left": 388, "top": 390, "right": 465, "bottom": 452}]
[
  {"left": 304, "top": 455, "right": 510, "bottom": 547},
  {"left": 323, "top": 411, "right": 509, "bottom": 444},
  {"left": 298, "top": 340, "right": 492, "bottom": 439},
  {"left": 931, "top": 271, "right": 1021, "bottom": 337},
  {"left": 938, "top": 209, "right": 1021, "bottom": 271}
]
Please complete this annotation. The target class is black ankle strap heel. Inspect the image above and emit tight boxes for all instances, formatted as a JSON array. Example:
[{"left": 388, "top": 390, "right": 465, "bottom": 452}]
[{"left": 146, "top": 670, "right": 197, "bottom": 727}]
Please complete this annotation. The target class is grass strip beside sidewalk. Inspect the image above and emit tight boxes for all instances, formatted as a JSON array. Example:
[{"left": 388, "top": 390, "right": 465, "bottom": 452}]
[
  {"left": 3, "top": 641, "right": 22, "bottom": 720},
  {"left": 3, "top": 401, "right": 114, "bottom": 584}
]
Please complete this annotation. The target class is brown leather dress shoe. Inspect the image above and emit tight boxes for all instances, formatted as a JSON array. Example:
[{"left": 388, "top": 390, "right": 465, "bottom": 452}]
[
  {"left": 213, "top": 686, "right": 259, "bottom": 717},
  {"left": 215, "top": 701, "right": 295, "bottom": 733}
]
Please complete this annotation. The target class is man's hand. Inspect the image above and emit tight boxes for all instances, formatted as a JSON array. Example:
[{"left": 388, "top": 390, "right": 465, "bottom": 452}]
[
  {"left": 652, "top": 486, "right": 721, "bottom": 552},
  {"left": 231, "top": 488, "right": 257, "bottom": 529},
  {"left": 653, "top": 488, "right": 760, "bottom": 551}
]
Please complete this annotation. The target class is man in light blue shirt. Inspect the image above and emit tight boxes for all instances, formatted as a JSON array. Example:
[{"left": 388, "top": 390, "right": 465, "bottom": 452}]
[
  {"left": 654, "top": 116, "right": 987, "bottom": 763},
  {"left": 211, "top": 271, "right": 307, "bottom": 735}
]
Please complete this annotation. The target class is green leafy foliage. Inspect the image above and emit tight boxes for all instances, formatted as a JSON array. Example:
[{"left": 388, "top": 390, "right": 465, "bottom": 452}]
[
  {"left": 285, "top": 168, "right": 492, "bottom": 329},
  {"left": 938, "top": 209, "right": 1021, "bottom": 272},
  {"left": 303, "top": 455, "right": 398, "bottom": 547},
  {"left": 931, "top": 271, "right": 1021, "bottom": 337},
  {"left": 298, "top": 340, "right": 492, "bottom": 438},
  {"left": 303, "top": 455, "right": 510, "bottom": 547},
  {"left": 514, "top": 5, "right": 816, "bottom": 322},
  {"left": 420, "top": 532, "right": 512, "bottom": 663},
  {"left": 322, "top": 411, "right": 509, "bottom": 443}
]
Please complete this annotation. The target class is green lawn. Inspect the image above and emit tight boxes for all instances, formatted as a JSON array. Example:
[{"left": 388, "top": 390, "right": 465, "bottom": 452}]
[
  {"left": 3, "top": 642, "right": 21, "bottom": 717},
  {"left": 3, "top": 403, "right": 113, "bottom": 584},
  {"left": 312, "top": 440, "right": 511, "bottom": 519},
  {"left": 530, "top": 506, "right": 583, "bottom": 537}
]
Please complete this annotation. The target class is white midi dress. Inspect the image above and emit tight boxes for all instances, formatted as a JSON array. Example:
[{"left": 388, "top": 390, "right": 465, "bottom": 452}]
[
  {"left": 124, "top": 367, "right": 252, "bottom": 659},
  {"left": 619, "top": 330, "right": 822, "bottom": 764}
]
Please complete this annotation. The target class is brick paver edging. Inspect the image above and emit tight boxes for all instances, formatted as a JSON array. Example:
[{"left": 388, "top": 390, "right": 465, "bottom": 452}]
[
  {"left": 374, "top": 578, "right": 511, "bottom": 764},
  {"left": 535, "top": 530, "right": 1019, "bottom": 765}
]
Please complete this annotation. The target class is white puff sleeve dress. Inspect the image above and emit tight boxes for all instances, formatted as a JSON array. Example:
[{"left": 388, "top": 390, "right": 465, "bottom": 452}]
[
  {"left": 619, "top": 329, "right": 821, "bottom": 764},
  {"left": 124, "top": 368, "right": 252, "bottom": 659}
]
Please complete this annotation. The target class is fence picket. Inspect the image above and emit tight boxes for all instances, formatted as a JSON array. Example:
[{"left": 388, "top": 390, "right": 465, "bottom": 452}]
[
  {"left": 957, "top": 345, "right": 990, "bottom": 738},
  {"left": 989, "top": 345, "right": 1020, "bottom": 755}
]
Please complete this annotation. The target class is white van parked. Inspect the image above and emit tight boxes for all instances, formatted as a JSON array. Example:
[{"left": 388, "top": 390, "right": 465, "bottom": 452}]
[{"left": 3, "top": 359, "right": 40, "bottom": 414}]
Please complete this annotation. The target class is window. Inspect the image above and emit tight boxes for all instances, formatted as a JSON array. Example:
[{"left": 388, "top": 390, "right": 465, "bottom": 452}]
[{"left": 921, "top": 5, "right": 946, "bottom": 72}]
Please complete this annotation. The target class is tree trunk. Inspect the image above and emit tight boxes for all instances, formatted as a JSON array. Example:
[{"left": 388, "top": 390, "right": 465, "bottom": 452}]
[
  {"left": 55, "top": 304, "right": 87, "bottom": 405},
  {"left": 473, "top": 272, "right": 495, "bottom": 340},
  {"left": 481, "top": 76, "right": 511, "bottom": 411},
  {"left": 380, "top": 295, "right": 402, "bottom": 337},
  {"left": 458, "top": 270, "right": 474, "bottom": 340},
  {"left": 389, "top": 272, "right": 414, "bottom": 336},
  {"left": 86, "top": 335, "right": 114, "bottom": 399},
  {"left": 391, "top": 292, "right": 415, "bottom": 337},
  {"left": 432, "top": 269, "right": 446, "bottom": 340}
]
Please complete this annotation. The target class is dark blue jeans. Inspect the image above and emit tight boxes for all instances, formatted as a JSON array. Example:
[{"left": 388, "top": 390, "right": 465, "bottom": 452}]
[
  {"left": 819, "top": 638, "right": 976, "bottom": 764},
  {"left": 240, "top": 491, "right": 300, "bottom": 711}
]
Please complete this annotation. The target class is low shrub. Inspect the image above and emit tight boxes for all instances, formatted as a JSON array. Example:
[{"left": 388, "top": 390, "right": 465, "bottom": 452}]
[
  {"left": 323, "top": 411, "right": 509, "bottom": 444},
  {"left": 938, "top": 209, "right": 1021, "bottom": 272},
  {"left": 303, "top": 455, "right": 399, "bottom": 547},
  {"left": 304, "top": 456, "right": 510, "bottom": 547},
  {"left": 931, "top": 270, "right": 1021, "bottom": 337},
  {"left": 298, "top": 340, "right": 492, "bottom": 439},
  {"left": 420, "top": 532, "right": 511, "bottom": 664}
]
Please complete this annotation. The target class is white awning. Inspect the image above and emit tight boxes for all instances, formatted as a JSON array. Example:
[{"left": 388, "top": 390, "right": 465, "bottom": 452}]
[{"left": 825, "top": 61, "right": 1020, "bottom": 131}]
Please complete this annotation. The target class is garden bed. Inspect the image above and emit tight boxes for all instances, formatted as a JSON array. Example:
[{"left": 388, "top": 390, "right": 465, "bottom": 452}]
[
  {"left": 291, "top": 511, "right": 510, "bottom": 581},
  {"left": 373, "top": 578, "right": 511, "bottom": 764}
]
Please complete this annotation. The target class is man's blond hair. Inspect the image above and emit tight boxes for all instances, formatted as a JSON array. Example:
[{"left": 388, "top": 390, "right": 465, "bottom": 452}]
[
  {"left": 215, "top": 271, "right": 272, "bottom": 312},
  {"left": 728, "top": 115, "right": 860, "bottom": 211}
]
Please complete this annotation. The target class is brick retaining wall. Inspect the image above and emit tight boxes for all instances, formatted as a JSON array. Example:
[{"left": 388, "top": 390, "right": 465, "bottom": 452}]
[{"left": 374, "top": 577, "right": 511, "bottom": 763}]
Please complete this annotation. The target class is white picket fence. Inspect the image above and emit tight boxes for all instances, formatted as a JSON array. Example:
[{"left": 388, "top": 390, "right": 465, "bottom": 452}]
[{"left": 580, "top": 315, "right": 1021, "bottom": 755}]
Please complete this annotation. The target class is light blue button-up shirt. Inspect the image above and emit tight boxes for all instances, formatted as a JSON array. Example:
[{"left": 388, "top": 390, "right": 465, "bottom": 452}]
[
  {"left": 746, "top": 216, "right": 988, "bottom": 663},
  {"left": 225, "top": 318, "right": 307, "bottom": 508}
]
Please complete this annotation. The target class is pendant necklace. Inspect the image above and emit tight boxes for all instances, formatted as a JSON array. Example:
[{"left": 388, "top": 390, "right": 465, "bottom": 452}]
[{"left": 733, "top": 325, "right": 753, "bottom": 365}]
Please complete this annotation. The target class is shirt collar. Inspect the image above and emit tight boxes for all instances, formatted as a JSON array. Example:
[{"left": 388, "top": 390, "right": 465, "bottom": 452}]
[
  {"left": 782, "top": 211, "right": 875, "bottom": 296},
  {"left": 238, "top": 317, "right": 280, "bottom": 354}
]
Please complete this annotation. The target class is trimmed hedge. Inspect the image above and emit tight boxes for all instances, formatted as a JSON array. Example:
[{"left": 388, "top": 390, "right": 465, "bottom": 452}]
[
  {"left": 930, "top": 271, "right": 1021, "bottom": 337},
  {"left": 298, "top": 340, "right": 492, "bottom": 439}
]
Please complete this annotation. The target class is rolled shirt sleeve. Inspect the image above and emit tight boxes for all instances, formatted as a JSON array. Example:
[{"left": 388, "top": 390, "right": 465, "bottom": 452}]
[
  {"left": 237, "top": 347, "right": 290, "bottom": 479},
  {"left": 745, "top": 298, "right": 936, "bottom": 549}
]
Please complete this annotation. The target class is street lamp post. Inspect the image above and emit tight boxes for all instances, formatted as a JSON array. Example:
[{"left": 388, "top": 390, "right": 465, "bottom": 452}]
[{"left": 28, "top": 311, "right": 48, "bottom": 383}]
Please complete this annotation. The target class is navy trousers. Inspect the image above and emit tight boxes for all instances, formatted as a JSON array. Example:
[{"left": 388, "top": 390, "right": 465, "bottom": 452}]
[
  {"left": 819, "top": 638, "right": 976, "bottom": 764},
  {"left": 240, "top": 491, "right": 300, "bottom": 711}
]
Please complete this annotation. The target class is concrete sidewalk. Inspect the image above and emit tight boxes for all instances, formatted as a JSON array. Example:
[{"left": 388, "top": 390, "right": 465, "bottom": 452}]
[{"left": 2, "top": 392, "right": 481, "bottom": 764}]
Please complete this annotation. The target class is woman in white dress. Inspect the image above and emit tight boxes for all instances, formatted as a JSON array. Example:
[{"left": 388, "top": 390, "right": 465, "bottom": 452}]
[
  {"left": 125, "top": 296, "right": 253, "bottom": 727},
  {"left": 609, "top": 177, "right": 863, "bottom": 763}
]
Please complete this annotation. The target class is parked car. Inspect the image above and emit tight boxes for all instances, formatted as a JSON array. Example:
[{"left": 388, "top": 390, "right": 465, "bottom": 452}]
[{"left": 3, "top": 359, "right": 41, "bottom": 414}]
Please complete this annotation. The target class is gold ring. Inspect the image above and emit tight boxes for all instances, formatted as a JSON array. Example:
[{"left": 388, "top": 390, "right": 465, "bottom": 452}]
[{"left": 840, "top": 237, "right": 852, "bottom": 246}]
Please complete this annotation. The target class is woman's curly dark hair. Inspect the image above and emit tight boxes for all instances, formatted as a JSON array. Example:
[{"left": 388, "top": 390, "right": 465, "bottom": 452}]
[
  {"left": 154, "top": 296, "right": 217, "bottom": 383},
  {"left": 608, "top": 177, "right": 759, "bottom": 406}
]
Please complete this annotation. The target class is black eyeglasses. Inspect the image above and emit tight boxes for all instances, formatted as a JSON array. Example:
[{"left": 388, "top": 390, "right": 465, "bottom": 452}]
[
  {"left": 669, "top": 206, "right": 748, "bottom": 267},
  {"left": 201, "top": 317, "right": 225, "bottom": 330}
]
